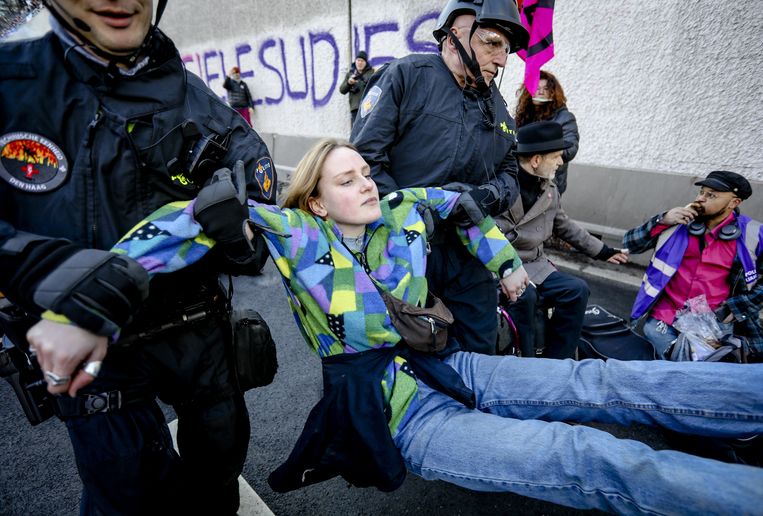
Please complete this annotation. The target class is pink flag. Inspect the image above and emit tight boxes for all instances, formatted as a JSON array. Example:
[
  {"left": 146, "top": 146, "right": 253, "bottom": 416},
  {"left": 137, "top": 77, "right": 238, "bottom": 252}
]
[{"left": 516, "top": 0, "right": 556, "bottom": 96}]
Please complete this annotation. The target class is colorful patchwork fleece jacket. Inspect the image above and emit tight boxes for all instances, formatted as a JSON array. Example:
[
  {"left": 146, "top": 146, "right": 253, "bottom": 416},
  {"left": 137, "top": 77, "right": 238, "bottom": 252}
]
[{"left": 114, "top": 187, "right": 521, "bottom": 436}]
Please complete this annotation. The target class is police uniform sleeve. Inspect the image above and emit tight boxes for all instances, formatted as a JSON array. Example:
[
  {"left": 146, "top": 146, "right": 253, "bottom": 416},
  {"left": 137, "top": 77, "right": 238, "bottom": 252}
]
[
  {"left": 463, "top": 107, "right": 520, "bottom": 217},
  {"left": 488, "top": 122, "right": 520, "bottom": 214},
  {"left": 350, "top": 62, "right": 404, "bottom": 196},
  {"left": 214, "top": 121, "right": 277, "bottom": 275},
  {"left": 0, "top": 224, "right": 149, "bottom": 337},
  {"left": 457, "top": 169, "right": 519, "bottom": 221},
  {"left": 487, "top": 168, "right": 520, "bottom": 216}
]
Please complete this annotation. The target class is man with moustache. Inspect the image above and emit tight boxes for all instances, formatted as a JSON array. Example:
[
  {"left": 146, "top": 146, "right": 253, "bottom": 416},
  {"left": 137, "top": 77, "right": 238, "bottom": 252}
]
[{"left": 625, "top": 171, "right": 762, "bottom": 361}]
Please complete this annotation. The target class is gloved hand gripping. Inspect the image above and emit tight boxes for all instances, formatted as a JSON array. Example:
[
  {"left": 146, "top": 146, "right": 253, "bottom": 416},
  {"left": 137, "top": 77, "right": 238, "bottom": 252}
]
[{"left": 194, "top": 160, "right": 255, "bottom": 264}]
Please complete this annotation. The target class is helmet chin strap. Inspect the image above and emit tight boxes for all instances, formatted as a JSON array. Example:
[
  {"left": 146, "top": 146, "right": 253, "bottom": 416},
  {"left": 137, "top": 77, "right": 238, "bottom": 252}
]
[
  {"left": 45, "top": 0, "right": 168, "bottom": 68},
  {"left": 448, "top": 22, "right": 491, "bottom": 97},
  {"left": 447, "top": 22, "right": 496, "bottom": 128}
]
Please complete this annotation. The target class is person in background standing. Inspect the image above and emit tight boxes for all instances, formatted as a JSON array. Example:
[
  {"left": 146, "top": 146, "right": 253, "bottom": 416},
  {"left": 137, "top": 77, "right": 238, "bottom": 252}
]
[
  {"left": 514, "top": 70, "right": 578, "bottom": 195},
  {"left": 339, "top": 51, "right": 375, "bottom": 125},
  {"left": 224, "top": 66, "right": 255, "bottom": 126}
]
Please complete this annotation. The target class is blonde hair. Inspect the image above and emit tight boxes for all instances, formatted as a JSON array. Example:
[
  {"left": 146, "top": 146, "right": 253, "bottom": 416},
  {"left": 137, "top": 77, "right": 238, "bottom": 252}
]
[{"left": 281, "top": 138, "right": 358, "bottom": 212}]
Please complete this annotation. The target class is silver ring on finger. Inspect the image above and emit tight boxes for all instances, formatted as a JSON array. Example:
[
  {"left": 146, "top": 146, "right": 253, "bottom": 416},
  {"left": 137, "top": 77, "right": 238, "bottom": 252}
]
[
  {"left": 82, "top": 361, "right": 103, "bottom": 377},
  {"left": 44, "top": 370, "right": 71, "bottom": 386}
]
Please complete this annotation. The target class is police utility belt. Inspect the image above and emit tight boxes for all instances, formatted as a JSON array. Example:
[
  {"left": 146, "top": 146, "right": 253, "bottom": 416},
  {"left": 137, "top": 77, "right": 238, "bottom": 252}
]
[
  {"left": 57, "top": 293, "right": 232, "bottom": 418},
  {"left": 59, "top": 294, "right": 230, "bottom": 418},
  {"left": 117, "top": 291, "right": 227, "bottom": 347},
  {"left": 0, "top": 292, "right": 225, "bottom": 423}
]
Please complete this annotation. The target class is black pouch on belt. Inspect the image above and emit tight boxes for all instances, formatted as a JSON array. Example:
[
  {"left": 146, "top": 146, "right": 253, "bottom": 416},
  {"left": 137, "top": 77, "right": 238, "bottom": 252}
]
[
  {"left": 231, "top": 308, "right": 278, "bottom": 390},
  {"left": 381, "top": 291, "right": 454, "bottom": 353}
]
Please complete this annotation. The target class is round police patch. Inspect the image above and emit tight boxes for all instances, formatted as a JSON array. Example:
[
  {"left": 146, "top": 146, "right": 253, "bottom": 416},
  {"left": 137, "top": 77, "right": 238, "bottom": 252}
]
[{"left": 0, "top": 132, "right": 68, "bottom": 193}]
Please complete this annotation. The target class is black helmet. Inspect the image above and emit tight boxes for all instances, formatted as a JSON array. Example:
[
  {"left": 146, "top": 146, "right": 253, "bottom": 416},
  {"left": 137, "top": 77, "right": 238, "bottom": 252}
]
[{"left": 433, "top": 0, "right": 529, "bottom": 54}]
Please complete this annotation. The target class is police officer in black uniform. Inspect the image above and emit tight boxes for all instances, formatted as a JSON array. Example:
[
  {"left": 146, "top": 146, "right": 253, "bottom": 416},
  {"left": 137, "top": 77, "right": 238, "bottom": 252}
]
[
  {"left": 351, "top": 0, "right": 530, "bottom": 354},
  {"left": 0, "top": 1, "right": 275, "bottom": 513}
]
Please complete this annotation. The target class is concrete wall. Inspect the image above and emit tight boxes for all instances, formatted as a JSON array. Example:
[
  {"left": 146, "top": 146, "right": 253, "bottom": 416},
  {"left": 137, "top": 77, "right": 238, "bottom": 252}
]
[
  {"left": 7, "top": 1, "right": 761, "bottom": 179},
  {"left": 156, "top": 0, "right": 763, "bottom": 181},
  {"left": 4, "top": 0, "right": 762, "bottom": 233}
]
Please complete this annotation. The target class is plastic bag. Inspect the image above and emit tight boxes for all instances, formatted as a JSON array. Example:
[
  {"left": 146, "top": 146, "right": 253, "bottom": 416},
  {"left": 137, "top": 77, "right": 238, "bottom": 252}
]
[{"left": 670, "top": 295, "right": 733, "bottom": 361}]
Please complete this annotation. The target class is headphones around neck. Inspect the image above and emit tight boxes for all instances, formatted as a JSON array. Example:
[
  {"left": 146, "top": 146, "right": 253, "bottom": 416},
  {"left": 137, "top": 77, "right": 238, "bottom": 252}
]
[{"left": 687, "top": 219, "right": 742, "bottom": 240}]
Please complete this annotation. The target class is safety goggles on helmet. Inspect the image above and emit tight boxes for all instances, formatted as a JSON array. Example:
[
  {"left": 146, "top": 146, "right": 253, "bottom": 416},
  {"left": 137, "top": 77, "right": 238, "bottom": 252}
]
[
  {"left": 433, "top": 0, "right": 529, "bottom": 54},
  {"left": 473, "top": 27, "right": 510, "bottom": 56}
]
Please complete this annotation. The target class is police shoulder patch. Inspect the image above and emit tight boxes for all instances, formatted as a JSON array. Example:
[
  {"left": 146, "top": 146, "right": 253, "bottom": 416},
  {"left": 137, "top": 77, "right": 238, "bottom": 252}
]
[
  {"left": 359, "top": 85, "right": 382, "bottom": 119},
  {"left": 0, "top": 132, "right": 68, "bottom": 193},
  {"left": 254, "top": 156, "right": 275, "bottom": 200}
]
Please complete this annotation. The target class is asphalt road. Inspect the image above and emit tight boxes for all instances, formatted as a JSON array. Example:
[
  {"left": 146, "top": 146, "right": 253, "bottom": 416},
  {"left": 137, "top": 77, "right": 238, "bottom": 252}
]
[{"left": 1, "top": 262, "right": 669, "bottom": 515}]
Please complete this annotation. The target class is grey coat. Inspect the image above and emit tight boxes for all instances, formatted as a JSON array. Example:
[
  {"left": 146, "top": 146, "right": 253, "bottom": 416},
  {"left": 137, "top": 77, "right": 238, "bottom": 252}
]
[{"left": 494, "top": 177, "right": 603, "bottom": 284}]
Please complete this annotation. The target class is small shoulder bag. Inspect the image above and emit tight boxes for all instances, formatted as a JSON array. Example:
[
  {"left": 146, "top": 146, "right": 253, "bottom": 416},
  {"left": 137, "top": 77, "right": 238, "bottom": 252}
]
[
  {"left": 380, "top": 290, "right": 453, "bottom": 353},
  {"left": 339, "top": 238, "right": 453, "bottom": 353}
]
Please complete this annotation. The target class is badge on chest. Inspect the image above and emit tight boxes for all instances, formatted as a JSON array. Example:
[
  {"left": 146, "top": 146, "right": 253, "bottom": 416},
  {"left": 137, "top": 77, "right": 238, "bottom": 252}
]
[{"left": 0, "top": 132, "right": 69, "bottom": 193}]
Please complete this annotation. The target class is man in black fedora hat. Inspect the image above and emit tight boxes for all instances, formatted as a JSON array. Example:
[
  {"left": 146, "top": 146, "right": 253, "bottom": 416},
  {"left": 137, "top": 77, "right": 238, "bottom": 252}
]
[
  {"left": 625, "top": 170, "right": 762, "bottom": 361},
  {"left": 494, "top": 121, "right": 629, "bottom": 358}
]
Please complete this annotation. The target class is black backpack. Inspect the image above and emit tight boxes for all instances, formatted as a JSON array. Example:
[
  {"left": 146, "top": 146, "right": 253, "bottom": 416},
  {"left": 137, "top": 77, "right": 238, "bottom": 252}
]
[{"left": 578, "top": 304, "right": 657, "bottom": 361}]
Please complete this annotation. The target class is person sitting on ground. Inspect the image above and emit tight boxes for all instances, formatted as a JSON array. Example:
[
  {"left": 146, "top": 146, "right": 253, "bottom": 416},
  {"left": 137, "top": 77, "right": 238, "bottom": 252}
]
[
  {"left": 115, "top": 138, "right": 763, "bottom": 515},
  {"left": 514, "top": 70, "right": 579, "bottom": 194},
  {"left": 494, "top": 121, "right": 629, "bottom": 358},
  {"left": 624, "top": 170, "right": 762, "bottom": 361},
  {"left": 339, "top": 51, "right": 374, "bottom": 125}
]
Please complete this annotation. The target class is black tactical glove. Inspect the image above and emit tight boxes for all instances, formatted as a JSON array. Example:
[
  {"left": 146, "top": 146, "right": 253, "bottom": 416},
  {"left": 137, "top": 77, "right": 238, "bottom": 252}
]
[
  {"left": 467, "top": 183, "right": 501, "bottom": 215},
  {"left": 445, "top": 183, "right": 503, "bottom": 227},
  {"left": 194, "top": 160, "right": 255, "bottom": 264},
  {"left": 415, "top": 204, "right": 437, "bottom": 240},
  {"left": 449, "top": 190, "right": 488, "bottom": 227},
  {"left": 33, "top": 249, "right": 149, "bottom": 337}
]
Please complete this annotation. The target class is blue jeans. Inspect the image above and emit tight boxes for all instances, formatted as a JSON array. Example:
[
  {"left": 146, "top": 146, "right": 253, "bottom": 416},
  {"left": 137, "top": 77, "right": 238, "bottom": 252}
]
[
  {"left": 506, "top": 271, "right": 589, "bottom": 358},
  {"left": 394, "top": 352, "right": 763, "bottom": 514},
  {"left": 642, "top": 317, "right": 680, "bottom": 359}
]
